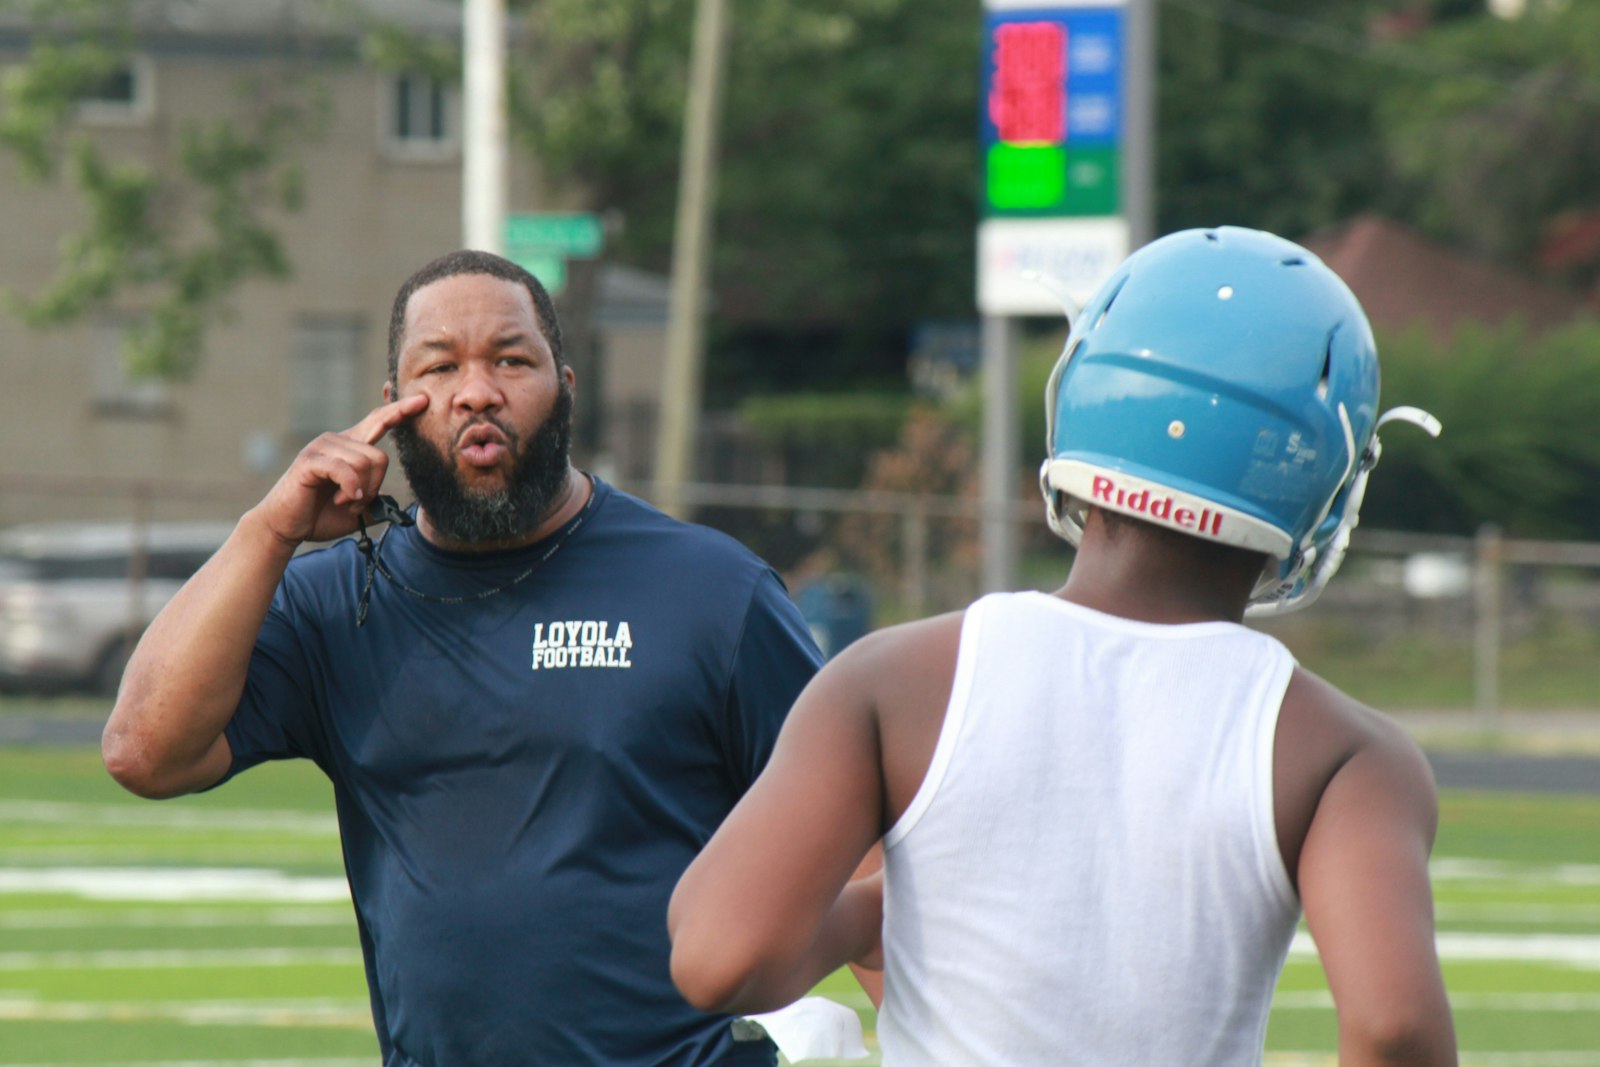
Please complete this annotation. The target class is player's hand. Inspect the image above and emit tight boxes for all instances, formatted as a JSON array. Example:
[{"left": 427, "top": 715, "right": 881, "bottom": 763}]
[{"left": 252, "top": 393, "right": 429, "bottom": 548}]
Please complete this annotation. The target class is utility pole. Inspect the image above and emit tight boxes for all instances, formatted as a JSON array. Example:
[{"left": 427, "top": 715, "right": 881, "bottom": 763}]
[
  {"left": 463, "top": 0, "right": 507, "bottom": 253},
  {"left": 654, "top": 0, "right": 730, "bottom": 518}
]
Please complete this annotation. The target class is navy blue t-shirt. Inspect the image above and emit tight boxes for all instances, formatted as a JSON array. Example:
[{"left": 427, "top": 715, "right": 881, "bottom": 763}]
[{"left": 222, "top": 478, "right": 823, "bottom": 1066}]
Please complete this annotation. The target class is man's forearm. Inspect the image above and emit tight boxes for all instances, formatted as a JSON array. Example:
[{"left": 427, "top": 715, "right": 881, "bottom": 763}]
[{"left": 102, "top": 508, "right": 299, "bottom": 798}]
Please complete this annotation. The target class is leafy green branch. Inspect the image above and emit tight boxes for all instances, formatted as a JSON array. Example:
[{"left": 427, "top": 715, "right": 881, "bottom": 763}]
[{"left": 0, "top": 1, "right": 326, "bottom": 380}]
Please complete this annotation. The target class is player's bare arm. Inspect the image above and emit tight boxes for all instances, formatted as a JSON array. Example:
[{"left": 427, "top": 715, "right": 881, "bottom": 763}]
[
  {"left": 670, "top": 613, "right": 961, "bottom": 1014},
  {"left": 845, "top": 846, "right": 886, "bottom": 1007},
  {"left": 103, "top": 394, "right": 428, "bottom": 799},
  {"left": 1278, "top": 669, "right": 1457, "bottom": 1066},
  {"left": 669, "top": 635, "right": 886, "bottom": 1014}
]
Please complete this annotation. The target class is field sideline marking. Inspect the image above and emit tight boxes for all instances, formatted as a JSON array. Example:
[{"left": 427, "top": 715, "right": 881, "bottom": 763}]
[
  {"left": 1265, "top": 1057, "right": 1600, "bottom": 1067},
  {"left": 1432, "top": 858, "right": 1600, "bottom": 886},
  {"left": 0, "top": 947, "right": 362, "bottom": 970},
  {"left": 1436, "top": 903, "right": 1600, "bottom": 923},
  {"left": 0, "top": 1061, "right": 373, "bottom": 1067},
  {"left": 0, "top": 868, "right": 349, "bottom": 903},
  {"left": 0, "top": 800, "right": 337, "bottom": 835},
  {"left": 0, "top": 906, "right": 351, "bottom": 929},
  {"left": 1291, "top": 930, "right": 1600, "bottom": 969},
  {"left": 1274, "top": 990, "right": 1600, "bottom": 1011},
  {"left": 0, "top": 996, "right": 370, "bottom": 1027}
]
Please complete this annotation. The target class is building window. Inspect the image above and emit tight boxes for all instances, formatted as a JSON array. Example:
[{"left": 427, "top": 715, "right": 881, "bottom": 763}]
[
  {"left": 291, "top": 317, "right": 365, "bottom": 440},
  {"left": 383, "top": 73, "right": 455, "bottom": 157},
  {"left": 92, "top": 317, "right": 170, "bottom": 419},
  {"left": 77, "top": 56, "right": 155, "bottom": 126}
]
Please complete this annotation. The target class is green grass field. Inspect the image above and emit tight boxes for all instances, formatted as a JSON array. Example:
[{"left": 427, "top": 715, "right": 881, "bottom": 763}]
[{"left": 1, "top": 747, "right": 1595, "bottom": 1066}]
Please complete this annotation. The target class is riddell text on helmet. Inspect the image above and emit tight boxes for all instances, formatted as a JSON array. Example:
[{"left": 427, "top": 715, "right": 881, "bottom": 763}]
[{"left": 1091, "top": 475, "right": 1224, "bottom": 537}]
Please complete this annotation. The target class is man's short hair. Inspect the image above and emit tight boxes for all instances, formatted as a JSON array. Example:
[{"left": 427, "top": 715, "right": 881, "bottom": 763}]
[{"left": 387, "top": 250, "right": 564, "bottom": 381}]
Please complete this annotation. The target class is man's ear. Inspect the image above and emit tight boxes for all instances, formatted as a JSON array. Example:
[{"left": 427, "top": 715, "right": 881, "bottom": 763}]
[
  {"left": 383, "top": 380, "right": 396, "bottom": 403},
  {"left": 562, "top": 364, "right": 576, "bottom": 391}
]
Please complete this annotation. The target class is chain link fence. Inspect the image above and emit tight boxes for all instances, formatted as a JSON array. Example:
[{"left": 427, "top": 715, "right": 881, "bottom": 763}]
[{"left": 4, "top": 474, "right": 1597, "bottom": 719}]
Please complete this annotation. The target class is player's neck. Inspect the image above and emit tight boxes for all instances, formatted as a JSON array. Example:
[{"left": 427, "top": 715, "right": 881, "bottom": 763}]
[{"left": 1055, "top": 511, "right": 1261, "bottom": 625}]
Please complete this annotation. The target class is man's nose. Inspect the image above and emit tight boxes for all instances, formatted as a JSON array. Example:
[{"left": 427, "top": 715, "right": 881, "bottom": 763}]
[{"left": 453, "top": 364, "right": 505, "bottom": 411}]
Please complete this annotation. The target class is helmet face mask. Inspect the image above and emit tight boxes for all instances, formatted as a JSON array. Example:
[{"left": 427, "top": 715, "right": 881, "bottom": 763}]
[{"left": 1039, "top": 226, "right": 1439, "bottom": 615}]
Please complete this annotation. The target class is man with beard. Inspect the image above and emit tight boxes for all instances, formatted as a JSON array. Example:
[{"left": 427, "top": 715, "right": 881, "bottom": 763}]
[{"left": 103, "top": 250, "right": 826, "bottom": 1066}]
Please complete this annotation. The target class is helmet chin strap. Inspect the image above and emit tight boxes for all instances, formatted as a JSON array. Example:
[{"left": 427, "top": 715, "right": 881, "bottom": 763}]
[
  {"left": 1038, "top": 461, "right": 1083, "bottom": 546},
  {"left": 1247, "top": 404, "right": 1441, "bottom": 617}
]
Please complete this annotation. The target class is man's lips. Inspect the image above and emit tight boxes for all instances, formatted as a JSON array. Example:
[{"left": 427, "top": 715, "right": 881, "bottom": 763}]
[{"left": 455, "top": 423, "right": 510, "bottom": 468}]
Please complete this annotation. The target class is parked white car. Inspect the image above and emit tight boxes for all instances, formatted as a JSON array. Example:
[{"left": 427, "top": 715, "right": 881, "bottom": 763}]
[{"left": 0, "top": 521, "right": 233, "bottom": 696}]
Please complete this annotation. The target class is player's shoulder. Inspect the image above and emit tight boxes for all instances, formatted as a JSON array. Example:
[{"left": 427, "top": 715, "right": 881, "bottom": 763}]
[
  {"left": 1280, "top": 665, "right": 1434, "bottom": 790},
  {"left": 826, "top": 609, "right": 966, "bottom": 685},
  {"left": 1273, "top": 666, "right": 1439, "bottom": 884}
]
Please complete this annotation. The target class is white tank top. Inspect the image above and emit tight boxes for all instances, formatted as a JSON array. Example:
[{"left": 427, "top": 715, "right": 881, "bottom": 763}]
[{"left": 879, "top": 592, "right": 1301, "bottom": 1066}]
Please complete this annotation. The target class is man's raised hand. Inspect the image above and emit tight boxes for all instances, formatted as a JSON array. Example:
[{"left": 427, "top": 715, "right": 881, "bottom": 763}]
[{"left": 254, "top": 393, "right": 429, "bottom": 548}]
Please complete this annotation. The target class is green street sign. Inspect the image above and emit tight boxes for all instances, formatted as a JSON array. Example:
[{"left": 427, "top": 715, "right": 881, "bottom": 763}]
[
  {"left": 504, "top": 213, "right": 604, "bottom": 258},
  {"left": 507, "top": 250, "right": 567, "bottom": 295}
]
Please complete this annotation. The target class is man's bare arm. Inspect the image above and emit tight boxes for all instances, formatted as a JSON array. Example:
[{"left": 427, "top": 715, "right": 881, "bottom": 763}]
[
  {"left": 102, "top": 394, "right": 427, "bottom": 799},
  {"left": 1296, "top": 701, "right": 1456, "bottom": 1066}
]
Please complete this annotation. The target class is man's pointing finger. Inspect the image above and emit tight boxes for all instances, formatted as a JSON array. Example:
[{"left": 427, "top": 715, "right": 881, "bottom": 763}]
[{"left": 351, "top": 393, "right": 429, "bottom": 446}]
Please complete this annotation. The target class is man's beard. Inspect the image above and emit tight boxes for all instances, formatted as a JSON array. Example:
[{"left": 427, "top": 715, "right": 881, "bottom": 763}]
[{"left": 392, "top": 382, "right": 574, "bottom": 547}]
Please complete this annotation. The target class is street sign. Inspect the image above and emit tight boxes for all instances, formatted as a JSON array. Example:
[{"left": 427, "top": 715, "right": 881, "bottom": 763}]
[
  {"left": 978, "top": 216, "right": 1128, "bottom": 314},
  {"left": 504, "top": 213, "right": 604, "bottom": 257},
  {"left": 509, "top": 251, "right": 566, "bottom": 295},
  {"left": 503, "top": 213, "right": 601, "bottom": 296},
  {"left": 980, "top": 5, "right": 1123, "bottom": 219},
  {"left": 977, "top": 0, "right": 1137, "bottom": 315}
]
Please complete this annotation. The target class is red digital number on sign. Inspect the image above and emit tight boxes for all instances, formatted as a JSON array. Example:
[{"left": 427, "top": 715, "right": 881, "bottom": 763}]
[{"left": 988, "top": 21, "right": 1068, "bottom": 144}]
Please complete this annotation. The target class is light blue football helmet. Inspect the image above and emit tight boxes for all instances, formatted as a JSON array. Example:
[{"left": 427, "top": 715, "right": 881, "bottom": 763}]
[{"left": 1039, "top": 226, "right": 1439, "bottom": 615}]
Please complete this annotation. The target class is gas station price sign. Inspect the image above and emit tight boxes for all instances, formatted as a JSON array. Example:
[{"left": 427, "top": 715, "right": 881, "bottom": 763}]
[{"left": 981, "top": 5, "right": 1125, "bottom": 218}]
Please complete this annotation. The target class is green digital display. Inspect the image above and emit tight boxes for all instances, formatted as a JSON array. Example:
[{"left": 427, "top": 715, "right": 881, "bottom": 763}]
[
  {"left": 986, "top": 145, "right": 1119, "bottom": 215},
  {"left": 987, "top": 145, "right": 1066, "bottom": 210}
]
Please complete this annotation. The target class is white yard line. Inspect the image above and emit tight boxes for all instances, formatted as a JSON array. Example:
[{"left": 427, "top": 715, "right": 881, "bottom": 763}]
[
  {"left": 1291, "top": 930, "right": 1600, "bottom": 970},
  {"left": 0, "top": 867, "right": 349, "bottom": 903},
  {"left": 0, "top": 906, "right": 350, "bottom": 929},
  {"left": 1432, "top": 858, "right": 1600, "bottom": 886},
  {"left": 0, "top": 1061, "right": 374, "bottom": 1067},
  {"left": 0, "top": 996, "right": 370, "bottom": 1027},
  {"left": 1436, "top": 902, "right": 1600, "bottom": 924},
  {"left": 0, "top": 800, "right": 337, "bottom": 835},
  {"left": 1267, "top": 1057, "right": 1600, "bottom": 1067},
  {"left": 0, "top": 947, "right": 362, "bottom": 970},
  {"left": 1274, "top": 990, "right": 1600, "bottom": 1011}
]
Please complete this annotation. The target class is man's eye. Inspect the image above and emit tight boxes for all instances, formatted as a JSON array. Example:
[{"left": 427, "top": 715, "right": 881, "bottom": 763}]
[
  {"left": 499, "top": 356, "right": 533, "bottom": 368},
  {"left": 424, "top": 363, "right": 455, "bottom": 375}
]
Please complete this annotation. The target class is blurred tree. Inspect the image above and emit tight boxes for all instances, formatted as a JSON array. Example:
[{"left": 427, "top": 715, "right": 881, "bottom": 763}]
[
  {"left": 831, "top": 404, "right": 982, "bottom": 604},
  {"left": 0, "top": 0, "right": 327, "bottom": 379},
  {"left": 519, "top": 0, "right": 979, "bottom": 399},
  {"left": 10, "top": 0, "right": 1597, "bottom": 422},
  {"left": 1155, "top": 0, "right": 1401, "bottom": 238},
  {"left": 1376, "top": 2, "right": 1600, "bottom": 272},
  {"left": 1365, "top": 319, "right": 1600, "bottom": 539}
]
